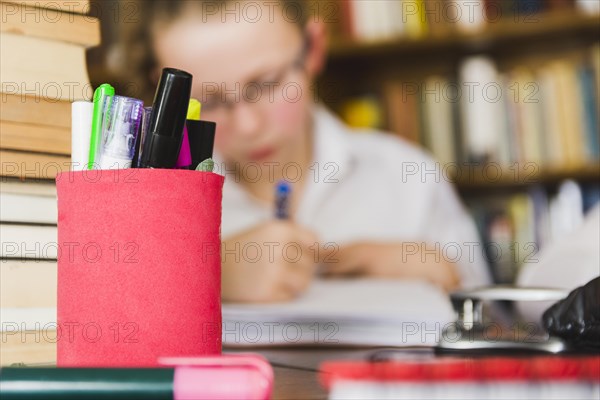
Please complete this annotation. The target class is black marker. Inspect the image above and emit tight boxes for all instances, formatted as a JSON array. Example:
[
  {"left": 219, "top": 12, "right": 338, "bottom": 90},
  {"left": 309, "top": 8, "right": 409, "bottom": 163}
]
[
  {"left": 187, "top": 120, "right": 216, "bottom": 170},
  {"left": 139, "top": 68, "right": 192, "bottom": 169}
]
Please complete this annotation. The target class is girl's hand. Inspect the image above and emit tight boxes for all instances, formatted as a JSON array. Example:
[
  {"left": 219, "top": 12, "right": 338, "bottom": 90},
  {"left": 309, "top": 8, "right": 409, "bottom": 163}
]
[
  {"left": 222, "top": 221, "right": 320, "bottom": 303},
  {"left": 321, "top": 242, "right": 461, "bottom": 292}
]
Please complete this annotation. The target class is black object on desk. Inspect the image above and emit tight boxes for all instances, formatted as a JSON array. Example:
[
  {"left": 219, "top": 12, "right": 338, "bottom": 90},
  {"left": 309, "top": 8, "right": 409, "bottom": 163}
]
[
  {"left": 543, "top": 277, "right": 600, "bottom": 350},
  {"left": 437, "top": 286, "right": 571, "bottom": 354}
]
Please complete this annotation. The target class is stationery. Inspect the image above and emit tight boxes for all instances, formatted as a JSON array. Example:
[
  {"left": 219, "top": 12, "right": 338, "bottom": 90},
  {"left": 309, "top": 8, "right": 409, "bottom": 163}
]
[
  {"left": 132, "top": 106, "right": 152, "bottom": 168},
  {"left": 320, "top": 356, "right": 600, "bottom": 400},
  {"left": 57, "top": 169, "right": 224, "bottom": 366},
  {"left": 87, "top": 83, "right": 114, "bottom": 170},
  {"left": 275, "top": 180, "right": 291, "bottom": 219},
  {"left": 0, "top": 355, "right": 273, "bottom": 400},
  {"left": 138, "top": 68, "right": 192, "bottom": 169},
  {"left": 174, "top": 99, "right": 201, "bottom": 169},
  {"left": 187, "top": 120, "right": 216, "bottom": 171},
  {"left": 97, "top": 96, "right": 143, "bottom": 170},
  {"left": 70, "top": 101, "right": 93, "bottom": 171}
]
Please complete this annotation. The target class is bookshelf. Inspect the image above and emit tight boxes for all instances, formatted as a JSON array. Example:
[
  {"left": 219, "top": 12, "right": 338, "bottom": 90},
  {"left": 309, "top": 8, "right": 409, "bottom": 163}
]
[
  {"left": 453, "top": 164, "right": 600, "bottom": 192},
  {"left": 327, "top": 12, "right": 600, "bottom": 60},
  {"left": 319, "top": 11, "right": 600, "bottom": 189},
  {"left": 319, "top": 2, "right": 600, "bottom": 283}
]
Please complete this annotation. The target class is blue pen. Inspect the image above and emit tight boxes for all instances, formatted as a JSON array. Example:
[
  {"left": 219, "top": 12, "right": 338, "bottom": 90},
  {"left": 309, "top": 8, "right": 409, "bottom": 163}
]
[{"left": 275, "top": 180, "right": 291, "bottom": 219}]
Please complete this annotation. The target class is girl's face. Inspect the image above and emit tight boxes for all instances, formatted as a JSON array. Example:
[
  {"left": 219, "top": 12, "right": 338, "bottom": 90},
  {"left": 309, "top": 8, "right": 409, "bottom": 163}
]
[{"left": 152, "top": 8, "right": 316, "bottom": 166}]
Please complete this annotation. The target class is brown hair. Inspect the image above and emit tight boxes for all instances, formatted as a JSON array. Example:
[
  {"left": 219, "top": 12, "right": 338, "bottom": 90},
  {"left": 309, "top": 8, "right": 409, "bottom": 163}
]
[{"left": 114, "top": 0, "right": 311, "bottom": 103}]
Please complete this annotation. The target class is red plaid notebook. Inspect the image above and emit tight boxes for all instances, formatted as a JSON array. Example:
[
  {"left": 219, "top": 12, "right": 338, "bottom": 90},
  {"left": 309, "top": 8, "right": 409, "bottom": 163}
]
[{"left": 320, "top": 356, "right": 600, "bottom": 399}]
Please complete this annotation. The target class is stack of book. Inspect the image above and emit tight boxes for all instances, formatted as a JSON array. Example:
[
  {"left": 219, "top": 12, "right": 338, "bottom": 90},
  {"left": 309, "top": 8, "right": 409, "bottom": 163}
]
[
  {"left": 0, "top": 180, "right": 58, "bottom": 365},
  {"left": 334, "top": 0, "right": 599, "bottom": 42},
  {"left": 0, "top": 0, "right": 99, "bottom": 179},
  {"left": 0, "top": 0, "right": 99, "bottom": 365}
]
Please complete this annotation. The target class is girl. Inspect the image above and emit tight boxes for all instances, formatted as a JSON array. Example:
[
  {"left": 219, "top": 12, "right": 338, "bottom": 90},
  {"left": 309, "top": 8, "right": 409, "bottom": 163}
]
[{"left": 118, "top": 0, "right": 490, "bottom": 302}]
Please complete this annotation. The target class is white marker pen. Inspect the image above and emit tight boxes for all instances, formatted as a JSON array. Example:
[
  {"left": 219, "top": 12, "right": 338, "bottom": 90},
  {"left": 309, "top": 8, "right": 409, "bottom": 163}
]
[{"left": 71, "top": 101, "right": 93, "bottom": 171}]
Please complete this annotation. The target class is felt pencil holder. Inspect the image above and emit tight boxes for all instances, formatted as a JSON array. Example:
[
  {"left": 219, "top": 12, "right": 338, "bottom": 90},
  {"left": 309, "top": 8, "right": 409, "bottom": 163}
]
[{"left": 55, "top": 169, "right": 224, "bottom": 367}]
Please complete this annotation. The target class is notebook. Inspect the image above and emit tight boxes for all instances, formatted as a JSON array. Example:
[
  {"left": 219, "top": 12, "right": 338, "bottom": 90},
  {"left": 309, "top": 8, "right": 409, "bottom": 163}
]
[
  {"left": 222, "top": 279, "right": 455, "bottom": 347},
  {"left": 321, "top": 356, "right": 600, "bottom": 400}
]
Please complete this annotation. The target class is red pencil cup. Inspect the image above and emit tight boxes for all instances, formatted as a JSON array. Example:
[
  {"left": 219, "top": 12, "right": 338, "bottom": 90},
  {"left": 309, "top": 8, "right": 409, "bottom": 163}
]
[{"left": 56, "top": 169, "right": 223, "bottom": 366}]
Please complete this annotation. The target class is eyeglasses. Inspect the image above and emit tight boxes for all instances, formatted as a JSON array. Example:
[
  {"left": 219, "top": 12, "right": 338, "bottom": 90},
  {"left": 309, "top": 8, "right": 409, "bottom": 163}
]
[{"left": 199, "top": 34, "right": 310, "bottom": 118}]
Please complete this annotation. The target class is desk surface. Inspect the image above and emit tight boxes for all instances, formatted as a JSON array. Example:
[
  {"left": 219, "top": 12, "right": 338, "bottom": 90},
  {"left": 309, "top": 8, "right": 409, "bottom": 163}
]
[
  {"left": 255, "top": 347, "right": 436, "bottom": 400},
  {"left": 255, "top": 346, "right": 596, "bottom": 400},
  {"left": 7, "top": 345, "right": 591, "bottom": 399},
  {"left": 260, "top": 348, "right": 368, "bottom": 400}
]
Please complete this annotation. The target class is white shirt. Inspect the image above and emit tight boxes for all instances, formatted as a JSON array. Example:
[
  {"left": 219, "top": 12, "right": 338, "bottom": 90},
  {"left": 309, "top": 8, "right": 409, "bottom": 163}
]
[{"left": 219, "top": 106, "right": 491, "bottom": 288}]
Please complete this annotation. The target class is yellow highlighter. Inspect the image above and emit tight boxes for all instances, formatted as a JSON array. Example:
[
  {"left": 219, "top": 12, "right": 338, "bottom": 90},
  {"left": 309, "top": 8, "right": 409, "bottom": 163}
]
[{"left": 187, "top": 99, "right": 201, "bottom": 121}]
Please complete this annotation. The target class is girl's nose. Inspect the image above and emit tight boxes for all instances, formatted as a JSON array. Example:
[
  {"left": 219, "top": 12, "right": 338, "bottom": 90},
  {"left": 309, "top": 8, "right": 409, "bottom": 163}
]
[{"left": 231, "top": 100, "right": 264, "bottom": 139}]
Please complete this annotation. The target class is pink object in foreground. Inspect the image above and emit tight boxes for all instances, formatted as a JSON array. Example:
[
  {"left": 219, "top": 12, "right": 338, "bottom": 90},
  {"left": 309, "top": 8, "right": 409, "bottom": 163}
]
[{"left": 161, "top": 355, "right": 274, "bottom": 400}]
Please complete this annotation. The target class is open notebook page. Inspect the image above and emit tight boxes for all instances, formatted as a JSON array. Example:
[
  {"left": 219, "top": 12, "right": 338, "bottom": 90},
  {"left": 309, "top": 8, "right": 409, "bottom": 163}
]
[{"left": 223, "top": 278, "right": 455, "bottom": 347}]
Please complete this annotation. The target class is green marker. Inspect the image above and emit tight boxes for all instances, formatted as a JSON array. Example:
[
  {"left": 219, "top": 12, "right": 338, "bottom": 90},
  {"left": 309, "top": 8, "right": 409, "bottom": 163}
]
[{"left": 88, "top": 83, "right": 115, "bottom": 170}]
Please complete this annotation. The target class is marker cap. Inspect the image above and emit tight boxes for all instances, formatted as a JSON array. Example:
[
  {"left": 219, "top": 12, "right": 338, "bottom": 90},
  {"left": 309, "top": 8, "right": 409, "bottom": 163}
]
[
  {"left": 139, "top": 68, "right": 193, "bottom": 169},
  {"left": 88, "top": 84, "right": 115, "bottom": 170},
  {"left": 71, "top": 101, "right": 93, "bottom": 171},
  {"left": 187, "top": 99, "right": 202, "bottom": 121},
  {"left": 132, "top": 107, "right": 153, "bottom": 168},
  {"left": 98, "top": 96, "right": 144, "bottom": 170}
]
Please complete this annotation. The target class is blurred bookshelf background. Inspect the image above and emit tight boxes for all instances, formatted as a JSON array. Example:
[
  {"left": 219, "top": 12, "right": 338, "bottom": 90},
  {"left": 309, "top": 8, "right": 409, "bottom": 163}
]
[
  {"left": 312, "top": 0, "right": 600, "bottom": 284},
  {"left": 1, "top": 0, "right": 597, "bottom": 367}
]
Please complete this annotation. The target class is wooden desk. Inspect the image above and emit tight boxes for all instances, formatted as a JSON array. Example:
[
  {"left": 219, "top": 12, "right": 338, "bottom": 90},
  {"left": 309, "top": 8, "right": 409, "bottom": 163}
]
[
  {"left": 8, "top": 345, "right": 591, "bottom": 399},
  {"left": 271, "top": 365, "right": 326, "bottom": 400},
  {"left": 253, "top": 346, "right": 595, "bottom": 400},
  {"left": 258, "top": 348, "right": 370, "bottom": 400},
  {"left": 253, "top": 347, "right": 434, "bottom": 400}
]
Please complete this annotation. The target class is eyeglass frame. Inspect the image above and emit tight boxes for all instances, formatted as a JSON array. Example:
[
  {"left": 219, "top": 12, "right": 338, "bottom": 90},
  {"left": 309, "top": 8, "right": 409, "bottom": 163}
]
[{"left": 199, "top": 32, "right": 311, "bottom": 116}]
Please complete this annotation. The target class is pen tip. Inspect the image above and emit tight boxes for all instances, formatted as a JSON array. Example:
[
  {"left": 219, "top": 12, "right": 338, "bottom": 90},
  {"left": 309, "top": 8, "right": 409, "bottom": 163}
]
[{"left": 276, "top": 180, "right": 291, "bottom": 194}]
